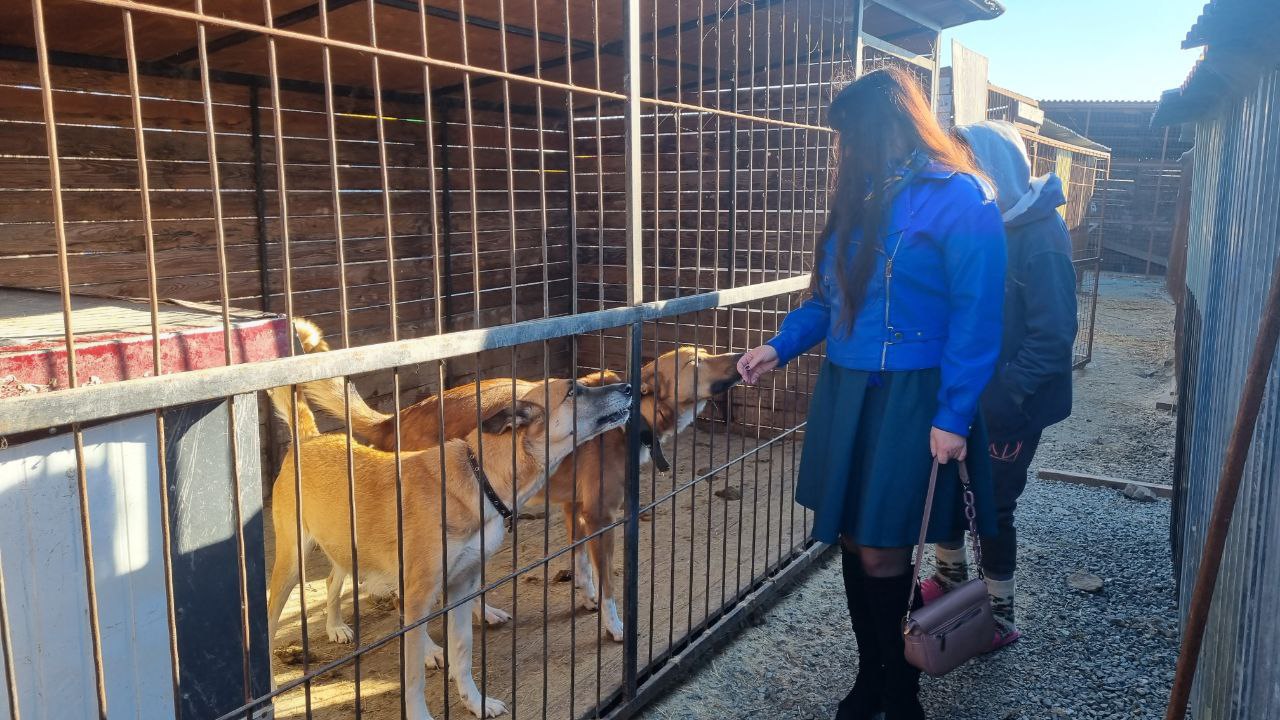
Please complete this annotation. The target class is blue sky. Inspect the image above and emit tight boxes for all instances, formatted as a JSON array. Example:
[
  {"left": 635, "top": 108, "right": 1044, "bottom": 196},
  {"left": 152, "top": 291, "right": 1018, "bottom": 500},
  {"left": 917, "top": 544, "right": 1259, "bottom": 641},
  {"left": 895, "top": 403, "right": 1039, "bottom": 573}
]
[{"left": 940, "top": 0, "right": 1207, "bottom": 101}]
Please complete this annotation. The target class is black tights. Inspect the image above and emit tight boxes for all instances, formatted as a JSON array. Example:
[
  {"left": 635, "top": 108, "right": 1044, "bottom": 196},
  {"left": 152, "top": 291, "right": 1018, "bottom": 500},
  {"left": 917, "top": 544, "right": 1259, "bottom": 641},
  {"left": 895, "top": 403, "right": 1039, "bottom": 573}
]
[{"left": 840, "top": 536, "right": 911, "bottom": 577}]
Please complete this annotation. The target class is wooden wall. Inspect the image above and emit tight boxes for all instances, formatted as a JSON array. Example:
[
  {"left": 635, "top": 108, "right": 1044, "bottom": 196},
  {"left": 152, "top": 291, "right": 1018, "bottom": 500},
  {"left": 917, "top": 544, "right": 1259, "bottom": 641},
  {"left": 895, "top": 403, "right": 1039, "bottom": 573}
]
[
  {"left": 0, "top": 2, "right": 849, "bottom": 441},
  {"left": 0, "top": 60, "right": 575, "bottom": 410}
]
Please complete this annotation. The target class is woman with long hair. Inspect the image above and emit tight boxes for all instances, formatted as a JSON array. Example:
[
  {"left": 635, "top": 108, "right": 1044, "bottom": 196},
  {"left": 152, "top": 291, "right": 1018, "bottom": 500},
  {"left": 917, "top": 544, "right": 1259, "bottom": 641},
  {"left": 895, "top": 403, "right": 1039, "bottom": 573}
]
[{"left": 737, "top": 67, "right": 1005, "bottom": 720}]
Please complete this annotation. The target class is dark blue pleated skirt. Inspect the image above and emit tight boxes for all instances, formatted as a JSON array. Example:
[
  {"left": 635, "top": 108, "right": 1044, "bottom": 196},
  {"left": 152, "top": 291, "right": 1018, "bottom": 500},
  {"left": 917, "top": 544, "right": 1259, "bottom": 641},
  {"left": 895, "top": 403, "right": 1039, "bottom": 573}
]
[{"left": 796, "top": 361, "right": 997, "bottom": 547}]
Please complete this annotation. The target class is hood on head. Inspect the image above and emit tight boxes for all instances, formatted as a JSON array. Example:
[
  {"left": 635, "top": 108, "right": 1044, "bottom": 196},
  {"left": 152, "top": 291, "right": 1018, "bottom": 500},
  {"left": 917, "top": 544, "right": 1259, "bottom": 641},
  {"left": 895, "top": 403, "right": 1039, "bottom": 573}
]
[
  {"left": 956, "top": 120, "right": 1030, "bottom": 216},
  {"left": 957, "top": 120, "right": 1066, "bottom": 225}
]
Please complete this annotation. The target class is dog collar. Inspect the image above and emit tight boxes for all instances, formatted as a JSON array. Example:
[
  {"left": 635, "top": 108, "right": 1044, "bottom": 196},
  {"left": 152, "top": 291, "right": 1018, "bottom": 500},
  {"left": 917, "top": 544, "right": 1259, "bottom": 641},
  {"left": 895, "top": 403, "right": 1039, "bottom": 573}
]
[
  {"left": 636, "top": 414, "right": 671, "bottom": 473},
  {"left": 466, "top": 446, "right": 513, "bottom": 521}
]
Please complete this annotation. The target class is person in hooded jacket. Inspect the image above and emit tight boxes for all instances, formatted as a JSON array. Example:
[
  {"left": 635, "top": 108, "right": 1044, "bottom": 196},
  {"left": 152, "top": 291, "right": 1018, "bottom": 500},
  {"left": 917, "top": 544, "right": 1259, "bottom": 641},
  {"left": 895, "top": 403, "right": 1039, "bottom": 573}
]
[{"left": 918, "top": 120, "right": 1078, "bottom": 650}]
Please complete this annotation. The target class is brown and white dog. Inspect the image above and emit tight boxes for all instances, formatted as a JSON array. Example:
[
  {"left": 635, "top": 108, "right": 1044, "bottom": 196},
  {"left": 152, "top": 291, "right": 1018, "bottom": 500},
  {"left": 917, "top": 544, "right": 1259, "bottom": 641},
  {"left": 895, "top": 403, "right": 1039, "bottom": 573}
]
[
  {"left": 295, "top": 322, "right": 742, "bottom": 643},
  {"left": 265, "top": 369, "right": 632, "bottom": 720}
]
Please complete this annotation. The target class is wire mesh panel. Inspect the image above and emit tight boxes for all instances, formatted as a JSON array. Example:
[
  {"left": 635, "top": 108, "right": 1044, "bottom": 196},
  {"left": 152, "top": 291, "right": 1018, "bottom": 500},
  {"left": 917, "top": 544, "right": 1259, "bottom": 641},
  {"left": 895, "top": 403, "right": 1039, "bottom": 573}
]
[
  {"left": 1018, "top": 132, "right": 1108, "bottom": 369},
  {"left": 0, "top": 0, "right": 856, "bottom": 719}
]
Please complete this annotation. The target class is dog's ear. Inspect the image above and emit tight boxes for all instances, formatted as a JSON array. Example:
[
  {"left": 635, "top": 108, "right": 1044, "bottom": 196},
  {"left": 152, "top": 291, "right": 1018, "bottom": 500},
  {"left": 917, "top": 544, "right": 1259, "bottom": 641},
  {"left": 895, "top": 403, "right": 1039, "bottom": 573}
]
[
  {"left": 481, "top": 400, "right": 543, "bottom": 434},
  {"left": 639, "top": 365, "right": 657, "bottom": 396}
]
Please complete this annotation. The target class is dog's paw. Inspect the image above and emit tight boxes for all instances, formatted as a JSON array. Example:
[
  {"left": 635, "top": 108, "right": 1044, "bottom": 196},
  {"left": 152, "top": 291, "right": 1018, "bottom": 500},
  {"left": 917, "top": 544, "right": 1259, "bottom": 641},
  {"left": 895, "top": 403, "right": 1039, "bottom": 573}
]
[
  {"left": 326, "top": 623, "right": 355, "bottom": 644},
  {"left": 466, "top": 695, "right": 508, "bottom": 718},
  {"left": 576, "top": 595, "right": 599, "bottom": 612},
  {"left": 604, "top": 600, "right": 624, "bottom": 642},
  {"left": 482, "top": 605, "right": 511, "bottom": 626}
]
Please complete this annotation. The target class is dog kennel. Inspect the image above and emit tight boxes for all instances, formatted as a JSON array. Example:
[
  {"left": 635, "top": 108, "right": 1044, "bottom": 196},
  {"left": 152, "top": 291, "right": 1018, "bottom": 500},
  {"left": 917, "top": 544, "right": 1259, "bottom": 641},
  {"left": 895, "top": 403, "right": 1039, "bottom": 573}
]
[{"left": 0, "top": 1, "right": 1002, "bottom": 718}]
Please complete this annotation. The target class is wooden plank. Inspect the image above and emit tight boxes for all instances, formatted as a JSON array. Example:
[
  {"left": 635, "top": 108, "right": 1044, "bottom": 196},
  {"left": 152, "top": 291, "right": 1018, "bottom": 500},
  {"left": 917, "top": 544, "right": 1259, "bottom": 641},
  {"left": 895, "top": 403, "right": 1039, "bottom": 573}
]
[
  {"left": 0, "top": 212, "right": 445, "bottom": 256},
  {"left": 1102, "top": 238, "right": 1170, "bottom": 268},
  {"left": 0, "top": 187, "right": 440, "bottom": 223},
  {"left": 0, "top": 120, "right": 432, "bottom": 167},
  {"left": 1036, "top": 469, "right": 1172, "bottom": 498},
  {"left": 0, "top": 78, "right": 432, "bottom": 144}
]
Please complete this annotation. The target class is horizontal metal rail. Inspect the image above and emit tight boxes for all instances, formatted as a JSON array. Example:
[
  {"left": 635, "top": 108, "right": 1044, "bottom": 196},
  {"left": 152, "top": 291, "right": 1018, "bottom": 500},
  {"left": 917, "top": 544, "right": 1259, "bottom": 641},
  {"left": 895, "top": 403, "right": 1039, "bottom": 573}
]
[
  {"left": 73, "top": 0, "right": 626, "bottom": 100},
  {"left": 0, "top": 276, "right": 808, "bottom": 436},
  {"left": 57, "top": 0, "right": 835, "bottom": 133}
]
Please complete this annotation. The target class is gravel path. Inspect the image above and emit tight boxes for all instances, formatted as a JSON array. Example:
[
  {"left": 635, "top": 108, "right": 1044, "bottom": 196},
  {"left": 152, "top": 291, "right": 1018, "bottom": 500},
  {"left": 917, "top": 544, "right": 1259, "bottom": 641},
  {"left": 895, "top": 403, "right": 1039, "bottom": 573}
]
[{"left": 640, "top": 274, "right": 1180, "bottom": 720}]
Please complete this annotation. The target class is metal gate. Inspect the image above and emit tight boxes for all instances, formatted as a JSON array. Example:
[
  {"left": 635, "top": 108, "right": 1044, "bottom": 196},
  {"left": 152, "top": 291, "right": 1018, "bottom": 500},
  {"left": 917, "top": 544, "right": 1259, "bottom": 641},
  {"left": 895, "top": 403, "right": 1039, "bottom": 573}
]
[{"left": 0, "top": 1, "right": 861, "bottom": 718}]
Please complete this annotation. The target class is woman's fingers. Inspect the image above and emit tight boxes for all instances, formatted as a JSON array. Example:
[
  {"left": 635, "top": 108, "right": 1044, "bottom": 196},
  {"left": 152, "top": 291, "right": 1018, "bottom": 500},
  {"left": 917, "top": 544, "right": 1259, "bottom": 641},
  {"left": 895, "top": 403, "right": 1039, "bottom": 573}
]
[{"left": 736, "top": 346, "right": 778, "bottom": 385}]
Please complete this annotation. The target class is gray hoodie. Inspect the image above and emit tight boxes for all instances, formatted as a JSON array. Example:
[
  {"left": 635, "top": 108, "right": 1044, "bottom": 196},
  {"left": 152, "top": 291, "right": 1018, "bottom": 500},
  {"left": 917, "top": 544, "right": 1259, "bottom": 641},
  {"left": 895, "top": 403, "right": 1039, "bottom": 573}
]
[{"left": 955, "top": 120, "right": 1050, "bottom": 224}]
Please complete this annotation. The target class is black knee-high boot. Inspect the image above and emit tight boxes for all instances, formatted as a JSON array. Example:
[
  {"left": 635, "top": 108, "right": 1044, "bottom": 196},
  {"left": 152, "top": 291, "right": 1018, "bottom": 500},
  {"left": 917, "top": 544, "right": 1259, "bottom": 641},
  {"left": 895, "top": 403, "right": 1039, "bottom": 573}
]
[
  {"left": 862, "top": 572, "right": 925, "bottom": 720},
  {"left": 835, "top": 551, "right": 883, "bottom": 720}
]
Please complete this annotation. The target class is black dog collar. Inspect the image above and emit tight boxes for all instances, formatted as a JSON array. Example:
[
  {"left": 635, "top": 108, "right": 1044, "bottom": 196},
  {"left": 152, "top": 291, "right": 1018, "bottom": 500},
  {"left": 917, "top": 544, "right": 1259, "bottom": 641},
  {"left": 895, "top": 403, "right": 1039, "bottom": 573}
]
[
  {"left": 466, "top": 445, "right": 513, "bottom": 521},
  {"left": 636, "top": 414, "right": 671, "bottom": 473}
]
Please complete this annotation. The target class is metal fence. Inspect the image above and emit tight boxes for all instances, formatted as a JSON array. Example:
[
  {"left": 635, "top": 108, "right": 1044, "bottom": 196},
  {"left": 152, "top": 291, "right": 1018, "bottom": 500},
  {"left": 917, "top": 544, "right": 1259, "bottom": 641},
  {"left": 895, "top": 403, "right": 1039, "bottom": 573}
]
[
  {"left": 0, "top": 1, "right": 863, "bottom": 719},
  {"left": 1159, "top": 2, "right": 1280, "bottom": 715}
]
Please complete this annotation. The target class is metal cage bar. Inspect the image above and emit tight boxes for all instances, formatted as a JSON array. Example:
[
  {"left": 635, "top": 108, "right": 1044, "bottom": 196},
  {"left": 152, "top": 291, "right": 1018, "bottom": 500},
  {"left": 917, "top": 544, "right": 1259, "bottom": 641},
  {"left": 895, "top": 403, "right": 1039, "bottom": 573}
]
[{"left": 0, "top": 0, "right": 851, "bottom": 716}]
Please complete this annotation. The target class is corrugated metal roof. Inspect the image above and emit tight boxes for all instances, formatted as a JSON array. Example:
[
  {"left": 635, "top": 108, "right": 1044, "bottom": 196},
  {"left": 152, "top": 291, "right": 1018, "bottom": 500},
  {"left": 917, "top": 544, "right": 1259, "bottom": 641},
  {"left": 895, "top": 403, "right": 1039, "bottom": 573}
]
[
  {"left": 1038, "top": 117, "right": 1111, "bottom": 154},
  {"left": 1155, "top": 0, "right": 1280, "bottom": 125},
  {"left": 911, "top": 0, "right": 1005, "bottom": 28},
  {"left": 868, "top": 0, "right": 1004, "bottom": 31},
  {"left": 1040, "top": 100, "right": 1162, "bottom": 107}
]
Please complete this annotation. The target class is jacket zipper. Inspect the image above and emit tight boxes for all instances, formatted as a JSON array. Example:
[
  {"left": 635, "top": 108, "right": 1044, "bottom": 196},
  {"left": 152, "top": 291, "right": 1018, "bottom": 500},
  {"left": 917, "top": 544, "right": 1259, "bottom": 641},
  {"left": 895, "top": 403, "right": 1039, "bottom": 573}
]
[{"left": 881, "top": 256, "right": 893, "bottom": 370}]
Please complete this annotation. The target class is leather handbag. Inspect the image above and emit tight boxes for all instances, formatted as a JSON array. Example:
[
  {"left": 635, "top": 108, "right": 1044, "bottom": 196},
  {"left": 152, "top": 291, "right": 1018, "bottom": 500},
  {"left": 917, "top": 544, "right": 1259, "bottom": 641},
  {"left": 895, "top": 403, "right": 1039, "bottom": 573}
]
[{"left": 901, "top": 459, "right": 996, "bottom": 676}]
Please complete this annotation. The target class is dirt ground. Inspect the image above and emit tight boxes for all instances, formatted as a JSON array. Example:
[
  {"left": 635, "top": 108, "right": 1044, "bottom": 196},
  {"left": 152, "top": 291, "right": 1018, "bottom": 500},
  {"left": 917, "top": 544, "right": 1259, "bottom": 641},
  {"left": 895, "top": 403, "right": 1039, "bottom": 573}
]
[
  {"left": 1038, "top": 274, "right": 1178, "bottom": 485},
  {"left": 640, "top": 273, "right": 1182, "bottom": 720}
]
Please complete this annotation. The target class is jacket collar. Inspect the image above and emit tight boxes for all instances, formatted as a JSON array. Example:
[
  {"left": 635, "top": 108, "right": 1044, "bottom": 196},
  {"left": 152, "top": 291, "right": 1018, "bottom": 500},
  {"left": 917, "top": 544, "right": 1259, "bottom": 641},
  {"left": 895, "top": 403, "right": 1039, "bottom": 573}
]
[
  {"left": 881, "top": 151, "right": 934, "bottom": 235},
  {"left": 918, "top": 162, "right": 957, "bottom": 180}
]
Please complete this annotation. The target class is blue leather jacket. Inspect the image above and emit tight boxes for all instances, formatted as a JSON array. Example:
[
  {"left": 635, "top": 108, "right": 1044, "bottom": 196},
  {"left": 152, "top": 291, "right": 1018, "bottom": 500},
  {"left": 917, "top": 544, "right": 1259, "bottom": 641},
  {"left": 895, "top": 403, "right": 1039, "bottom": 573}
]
[{"left": 767, "top": 163, "right": 1006, "bottom": 436}]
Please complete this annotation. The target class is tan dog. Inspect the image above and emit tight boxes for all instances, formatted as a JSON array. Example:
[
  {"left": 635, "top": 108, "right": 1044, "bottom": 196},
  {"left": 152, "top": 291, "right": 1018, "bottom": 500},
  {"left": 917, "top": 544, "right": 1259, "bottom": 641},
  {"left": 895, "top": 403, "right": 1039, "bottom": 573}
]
[
  {"left": 265, "top": 373, "right": 632, "bottom": 720},
  {"left": 535, "top": 348, "right": 743, "bottom": 640},
  {"left": 296, "top": 324, "right": 742, "bottom": 642}
]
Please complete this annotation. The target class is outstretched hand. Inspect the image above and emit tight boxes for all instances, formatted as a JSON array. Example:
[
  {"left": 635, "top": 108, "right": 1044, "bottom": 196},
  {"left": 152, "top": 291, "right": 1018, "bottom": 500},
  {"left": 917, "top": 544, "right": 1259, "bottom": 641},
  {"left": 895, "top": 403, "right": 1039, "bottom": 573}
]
[{"left": 737, "top": 345, "right": 780, "bottom": 385}]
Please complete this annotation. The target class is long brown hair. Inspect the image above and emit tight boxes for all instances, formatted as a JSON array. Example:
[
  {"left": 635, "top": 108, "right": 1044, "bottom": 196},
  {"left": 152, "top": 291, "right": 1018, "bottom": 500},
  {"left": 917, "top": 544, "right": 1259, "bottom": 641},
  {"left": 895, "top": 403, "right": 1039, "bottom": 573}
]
[{"left": 815, "top": 66, "right": 983, "bottom": 334}]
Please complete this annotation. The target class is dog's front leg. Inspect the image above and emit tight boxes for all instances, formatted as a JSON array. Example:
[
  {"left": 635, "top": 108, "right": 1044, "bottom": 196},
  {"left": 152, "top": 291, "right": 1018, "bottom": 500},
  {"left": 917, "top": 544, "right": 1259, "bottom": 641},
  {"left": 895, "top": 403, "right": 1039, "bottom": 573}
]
[
  {"left": 588, "top": 524, "right": 623, "bottom": 642},
  {"left": 402, "top": 582, "right": 442, "bottom": 720},
  {"left": 565, "top": 503, "right": 598, "bottom": 610},
  {"left": 446, "top": 581, "right": 508, "bottom": 718},
  {"left": 325, "top": 567, "right": 356, "bottom": 644}
]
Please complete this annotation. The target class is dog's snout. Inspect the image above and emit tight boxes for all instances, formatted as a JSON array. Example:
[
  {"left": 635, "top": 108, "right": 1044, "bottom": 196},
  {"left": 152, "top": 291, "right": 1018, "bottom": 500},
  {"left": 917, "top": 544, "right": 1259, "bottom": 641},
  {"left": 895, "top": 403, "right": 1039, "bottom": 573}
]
[{"left": 619, "top": 383, "right": 632, "bottom": 396}]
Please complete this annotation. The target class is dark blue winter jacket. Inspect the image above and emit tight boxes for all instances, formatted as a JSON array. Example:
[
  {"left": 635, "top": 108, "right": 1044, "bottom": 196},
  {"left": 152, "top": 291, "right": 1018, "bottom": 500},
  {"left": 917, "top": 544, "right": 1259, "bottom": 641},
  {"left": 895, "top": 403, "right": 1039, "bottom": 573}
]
[{"left": 980, "top": 172, "right": 1077, "bottom": 438}]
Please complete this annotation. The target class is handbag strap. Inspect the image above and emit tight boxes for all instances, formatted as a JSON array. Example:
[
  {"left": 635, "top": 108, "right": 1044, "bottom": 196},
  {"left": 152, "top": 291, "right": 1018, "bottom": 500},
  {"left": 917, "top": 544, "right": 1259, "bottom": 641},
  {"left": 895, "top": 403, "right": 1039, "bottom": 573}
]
[{"left": 905, "top": 458, "right": 984, "bottom": 623}]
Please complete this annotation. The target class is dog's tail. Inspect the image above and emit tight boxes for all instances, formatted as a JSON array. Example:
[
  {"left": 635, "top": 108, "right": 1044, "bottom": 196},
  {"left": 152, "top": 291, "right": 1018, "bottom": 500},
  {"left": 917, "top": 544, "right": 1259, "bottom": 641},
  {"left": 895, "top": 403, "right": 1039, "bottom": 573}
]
[
  {"left": 266, "top": 384, "right": 320, "bottom": 441},
  {"left": 292, "top": 317, "right": 330, "bottom": 354},
  {"left": 289, "top": 319, "right": 393, "bottom": 445}
]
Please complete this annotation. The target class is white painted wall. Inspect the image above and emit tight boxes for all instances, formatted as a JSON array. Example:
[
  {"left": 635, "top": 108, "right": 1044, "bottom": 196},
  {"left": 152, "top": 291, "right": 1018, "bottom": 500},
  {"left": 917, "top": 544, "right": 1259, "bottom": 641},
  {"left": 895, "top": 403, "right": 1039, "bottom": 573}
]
[{"left": 0, "top": 414, "right": 176, "bottom": 719}]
